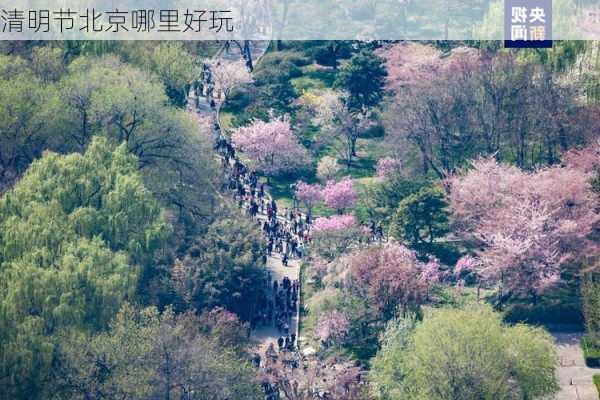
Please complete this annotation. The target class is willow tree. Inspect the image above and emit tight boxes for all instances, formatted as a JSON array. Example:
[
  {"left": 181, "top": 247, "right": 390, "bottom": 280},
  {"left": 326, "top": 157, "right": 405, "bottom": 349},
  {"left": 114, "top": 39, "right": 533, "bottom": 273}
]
[{"left": 0, "top": 138, "right": 169, "bottom": 400}]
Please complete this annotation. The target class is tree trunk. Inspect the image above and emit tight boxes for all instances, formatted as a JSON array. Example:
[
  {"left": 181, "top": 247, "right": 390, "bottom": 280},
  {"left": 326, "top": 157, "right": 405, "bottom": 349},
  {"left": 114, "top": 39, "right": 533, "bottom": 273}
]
[
  {"left": 243, "top": 40, "right": 253, "bottom": 71},
  {"left": 350, "top": 136, "right": 357, "bottom": 157}
]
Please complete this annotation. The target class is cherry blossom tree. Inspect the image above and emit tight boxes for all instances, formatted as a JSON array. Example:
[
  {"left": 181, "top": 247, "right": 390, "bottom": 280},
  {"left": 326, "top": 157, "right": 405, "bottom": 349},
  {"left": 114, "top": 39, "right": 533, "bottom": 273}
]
[
  {"left": 313, "top": 90, "right": 373, "bottom": 166},
  {"left": 454, "top": 255, "right": 480, "bottom": 280},
  {"left": 231, "top": 117, "right": 309, "bottom": 179},
  {"left": 562, "top": 141, "right": 600, "bottom": 173},
  {"left": 312, "top": 214, "right": 357, "bottom": 232},
  {"left": 315, "top": 310, "right": 350, "bottom": 347},
  {"left": 376, "top": 157, "right": 403, "bottom": 180},
  {"left": 208, "top": 60, "right": 252, "bottom": 124},
  {"left": 311, "top": 215, "right": 361, "bottom": 261},
  {"left": 259, "top": 354, "right": 365, "bottom": 400},
  {"left": 447, "top": 157, "right": 599, "bottom": 305},
  {"left": 295, "top": 181, "right": 322, "bottom": 215},
  {"left": 383, "top": 49, "right": 598, "bottom": 175},
  {"left": 198, "top": 307, "right": 250, "bottom": 353},
  {"left": 348, "top": 243, "right": 441, "bottom": 319},
  {"left": 376, "top": 42, "right": 480, "bottom": 92},
  {"left": 454, "top": 255, "right": 483, "bottom": 299},
  {"left": 323, "top": 178, "right": 356, "bottom": 213},
  {"left": 316, "top": 156, "right": 341, "bottom": 182}
]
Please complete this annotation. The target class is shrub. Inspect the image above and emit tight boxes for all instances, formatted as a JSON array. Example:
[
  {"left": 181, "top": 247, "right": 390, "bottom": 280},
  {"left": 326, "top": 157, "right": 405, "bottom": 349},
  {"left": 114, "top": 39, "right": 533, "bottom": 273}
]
[
  {"left": 504, "top": 303, "right": 583, "bottom": 326},
  {"left": 582, "top": 336, "right": 600, "bottom": 368},
  {"left": 256, "top": 51, "right": 309, "bottom": 72},
  {"left": 582, "top": 275, "right": 600, "bottom": 346},
  {"left": 222, "top": 87, "right": 253, "bottom": 113}
]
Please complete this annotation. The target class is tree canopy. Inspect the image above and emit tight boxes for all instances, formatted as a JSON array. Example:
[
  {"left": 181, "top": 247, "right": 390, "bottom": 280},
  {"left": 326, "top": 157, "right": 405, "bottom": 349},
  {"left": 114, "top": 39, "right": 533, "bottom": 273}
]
[
  {"left": 56, "top": 303, "right": 262, "bottom": 400},
  {"left": 0, "top": 138, "right": 169, "bottom": 400},
  {"left": 370, "top": 305, "right": 559, "bottom": 400}
]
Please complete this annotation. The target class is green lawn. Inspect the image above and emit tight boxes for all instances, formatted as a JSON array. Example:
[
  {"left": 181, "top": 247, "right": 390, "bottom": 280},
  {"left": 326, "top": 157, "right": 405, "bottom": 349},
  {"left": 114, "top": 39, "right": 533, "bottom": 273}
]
[
  {"left": 291, "top": 64, "right": 337, "bottom": 94},
  {"left": 594, "top": 375, "right": 600, "bottom": 399},
  {"left": 318, "top": 137, "right": 385, "bottom": 180},
  {"left": 261, "top": 175, "right": 295, "bottom": 210}
]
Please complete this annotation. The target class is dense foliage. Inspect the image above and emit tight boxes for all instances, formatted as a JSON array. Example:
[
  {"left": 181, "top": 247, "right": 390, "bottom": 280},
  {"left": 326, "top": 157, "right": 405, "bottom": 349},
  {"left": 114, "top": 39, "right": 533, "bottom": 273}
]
[
  {"left": 55, "top": 304, "right": 261, "bottom": 400},
  {"left": 371, "top": 306, "right": 559, "bottom": 400},
  {"left": 172, "top": 210, "right": 266, "bottom": 321},
  {"left": 0, "top": 138, "right": 169, "bottom": 399}
]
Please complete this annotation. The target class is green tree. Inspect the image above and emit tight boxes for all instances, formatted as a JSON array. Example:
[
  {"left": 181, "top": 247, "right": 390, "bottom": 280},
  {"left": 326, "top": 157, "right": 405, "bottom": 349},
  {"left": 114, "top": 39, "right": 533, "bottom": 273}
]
[
  {"left": 253, "top": 56, "right": 299, "bottom": 113},
  {"left": 389, "top": 186, "right": 450, "bottom": 250},
  {"left": 172, "top": 208, "right": 266, "bottom": 320},
  {"left": 355, "top": 173, "right": 427, "bottom": 228},
  {"left": 334, "top": 49, "right": 387, "bottom": 113},
  {"left": 31, "top": 46, "right": 66, "bottom": 82},
  {"left": 0, "top": 138, "right": 169, "bottom": 400},
  {"left": 55, "top": 304, "right": 262, "bottom": 400},
  {"left": 62, "top": 56, "right": 218, "bottom": 229},
  {"left": 311, "top": 41, "right": 354, "bottom": 69},
  {"left": 0, "top": 58, "right": 69, "bottom": 185},
  {"left": 582, "top": 274, "right": 600, "bottom": 346},
  {"left": 592, "top": 168, "right": 600, "bottom": 194},
  {"left": 370, "top": 305, "right": 559, "bottom": 400},
  {"left": 331, "top": 49, "right": 386, "bottom": 157},
  {"left": 369, "top": 313, "right": 418, "bottom": 399},
  {"left": 149, "top": 42, "right": 198, "bottom": 106}
]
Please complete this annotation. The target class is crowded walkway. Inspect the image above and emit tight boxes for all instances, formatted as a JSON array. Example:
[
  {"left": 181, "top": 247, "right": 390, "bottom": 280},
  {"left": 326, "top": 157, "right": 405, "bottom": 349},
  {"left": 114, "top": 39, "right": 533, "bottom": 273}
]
[{"left": 188, "top": 40, "right": 311, "bottom": 398}]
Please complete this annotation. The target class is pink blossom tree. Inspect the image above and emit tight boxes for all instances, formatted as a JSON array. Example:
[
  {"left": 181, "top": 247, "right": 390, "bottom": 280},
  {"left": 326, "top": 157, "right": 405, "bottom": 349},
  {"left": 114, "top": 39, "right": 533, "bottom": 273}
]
[
  {"left": 198, "top": 307, "right": 250, "bottom": 351},
  {"left": 447, "top": 157, "right": 599, "bottom": 305},
  {"left": 311, "top": 215, "right": 361, "bottom": 261},
  {"left": 208, "top": 60, "right": 252, "bottom": 124},
  {"left": 323, "top": 177, "right": 356, "bottom": 213},
  {"left": 376, "top": 42, "right": 481, "bottom": 92},
  {"left": 562, "top": 142, "right": 600, "bottom": 173},
  {"left": 295, "top": 181, "right": 322, "bottom": 215},
  {"left": 315, "top": 310, "right": 350, "bottom": 347},
  {"left": 376, "top": 157, "right": 402, "bottom": 179},
  {"left": 259, "top": 350, "right": 365, "bottom": 400},
  {"left": 348, "top": 243, "right": 441, "bottom": 318},
  {"left": 312, "top": 214, "right": 357, "bottom": 232},
  {"left": 231, "top": 117, "right": 309, "bottom": 180},
  {"left": 454, "top": 255, "right": 480, "bottom": 279}
]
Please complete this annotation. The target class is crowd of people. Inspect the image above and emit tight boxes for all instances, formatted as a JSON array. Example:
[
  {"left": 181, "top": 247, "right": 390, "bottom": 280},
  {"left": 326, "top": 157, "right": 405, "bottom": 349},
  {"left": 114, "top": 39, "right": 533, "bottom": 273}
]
[
  {"left": 192, "top": 51, "right": 372, "bottom": 399},
  {"left": 192, "top": 58, "right": 312, "bottom": 398},
  {"left": 216, "top": 137, "right": 312, "bottom": 264}
]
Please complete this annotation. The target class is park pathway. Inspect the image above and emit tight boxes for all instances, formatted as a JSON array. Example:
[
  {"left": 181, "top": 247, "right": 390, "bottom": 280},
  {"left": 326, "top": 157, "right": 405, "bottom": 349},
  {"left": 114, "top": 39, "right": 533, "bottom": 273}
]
[
  {"left": 553, "top": 331, "right": 599, "bottom": 400},
  {"left": 187, "top": 40, "right": 302, "bottom": 355}
]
